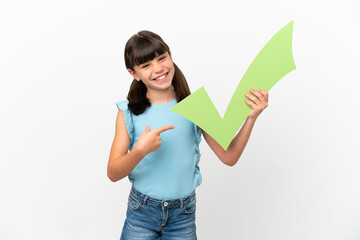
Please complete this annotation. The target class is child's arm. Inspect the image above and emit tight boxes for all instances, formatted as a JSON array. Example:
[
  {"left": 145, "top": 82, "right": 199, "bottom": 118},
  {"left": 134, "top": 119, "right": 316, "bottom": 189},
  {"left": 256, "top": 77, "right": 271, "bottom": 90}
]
[
  {"left": 203, "top": 89, "right": 268, "bottom": 166},
  {"left": 107, "top": 110, "right": 174, "bottom": 182}
]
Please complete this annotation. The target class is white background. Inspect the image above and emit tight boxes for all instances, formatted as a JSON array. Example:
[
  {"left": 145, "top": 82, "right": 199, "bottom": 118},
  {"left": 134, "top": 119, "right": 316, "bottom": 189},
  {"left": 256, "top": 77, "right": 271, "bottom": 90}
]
[{"left": 1, "top": 0, "right": 359, "bottom": 239}]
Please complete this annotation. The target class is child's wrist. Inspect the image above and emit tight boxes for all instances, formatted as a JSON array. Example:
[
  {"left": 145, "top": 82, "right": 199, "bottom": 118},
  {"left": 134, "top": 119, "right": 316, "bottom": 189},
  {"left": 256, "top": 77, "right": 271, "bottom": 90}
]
[
  {"left": 247, "top": 115, "right": 258, "bottom": 122},
  {"left": 133, "top": 145, "right": 147, "bottom": 158}
]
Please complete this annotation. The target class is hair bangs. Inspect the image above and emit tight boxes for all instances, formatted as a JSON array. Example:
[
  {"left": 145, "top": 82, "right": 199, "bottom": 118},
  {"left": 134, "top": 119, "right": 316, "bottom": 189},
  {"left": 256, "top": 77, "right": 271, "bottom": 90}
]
[{"left": 131, "top": 37, "right": 168, "bottom": 67}]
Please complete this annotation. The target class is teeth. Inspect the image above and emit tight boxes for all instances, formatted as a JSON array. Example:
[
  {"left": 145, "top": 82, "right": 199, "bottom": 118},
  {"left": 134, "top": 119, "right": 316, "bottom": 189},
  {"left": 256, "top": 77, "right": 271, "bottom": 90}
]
[{"left": 155, "top": 73, "right": 166, "bottom": 80}]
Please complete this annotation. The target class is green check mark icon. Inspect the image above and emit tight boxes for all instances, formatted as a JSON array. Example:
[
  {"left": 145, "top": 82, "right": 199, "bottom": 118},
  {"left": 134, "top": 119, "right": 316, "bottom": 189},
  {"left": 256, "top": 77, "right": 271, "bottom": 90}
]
[{"left": 170, "top": 21, "right": 296, "bottom": 150}]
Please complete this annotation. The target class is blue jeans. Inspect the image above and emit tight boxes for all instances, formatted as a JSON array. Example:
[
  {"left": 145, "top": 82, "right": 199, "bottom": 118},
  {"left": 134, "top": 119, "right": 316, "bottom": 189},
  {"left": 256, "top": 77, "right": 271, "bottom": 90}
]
[{"left": 120, "top": 187, "right": 197, "bottom": 240}]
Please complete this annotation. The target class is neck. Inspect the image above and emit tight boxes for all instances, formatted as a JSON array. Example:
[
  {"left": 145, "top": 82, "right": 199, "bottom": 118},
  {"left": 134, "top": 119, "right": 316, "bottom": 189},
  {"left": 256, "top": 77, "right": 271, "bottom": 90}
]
[{"left": 146, "top": 88, "right": 176, "bottom": 104}]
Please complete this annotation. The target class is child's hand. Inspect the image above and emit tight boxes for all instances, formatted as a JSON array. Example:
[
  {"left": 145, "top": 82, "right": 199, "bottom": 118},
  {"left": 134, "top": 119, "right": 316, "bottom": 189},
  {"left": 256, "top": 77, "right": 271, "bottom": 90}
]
[
  {"left": 244, "top": 88, "right": 269, "bottom": 120},
  {"left": 134, "top": 125, "right": 175, "bottom": 155}
]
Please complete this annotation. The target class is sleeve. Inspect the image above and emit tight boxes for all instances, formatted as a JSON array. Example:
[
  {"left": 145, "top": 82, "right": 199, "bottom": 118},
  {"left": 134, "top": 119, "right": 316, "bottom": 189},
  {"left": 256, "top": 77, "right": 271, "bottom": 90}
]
[
  {"left": 116, "top": 100, "right": 134, "bottom": 143},
  {"left": 193, "top": 124, "right": 202, "bottom": 144},
  {"left": 193, "top": 123, "right": 202, "bottom": 179}
]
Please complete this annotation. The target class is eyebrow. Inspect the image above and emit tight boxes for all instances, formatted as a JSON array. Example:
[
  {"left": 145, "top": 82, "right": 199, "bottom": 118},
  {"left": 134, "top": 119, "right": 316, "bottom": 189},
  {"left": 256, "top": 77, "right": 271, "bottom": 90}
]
[{"left": 140, "top": 54, "right": 166, "bottom": 66}]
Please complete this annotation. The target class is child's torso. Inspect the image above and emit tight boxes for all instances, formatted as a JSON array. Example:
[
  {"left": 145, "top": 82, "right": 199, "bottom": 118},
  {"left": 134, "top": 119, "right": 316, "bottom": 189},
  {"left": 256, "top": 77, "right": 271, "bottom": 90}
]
[{"left": 117, "top": 98, "right": 202, "bottom": 200}]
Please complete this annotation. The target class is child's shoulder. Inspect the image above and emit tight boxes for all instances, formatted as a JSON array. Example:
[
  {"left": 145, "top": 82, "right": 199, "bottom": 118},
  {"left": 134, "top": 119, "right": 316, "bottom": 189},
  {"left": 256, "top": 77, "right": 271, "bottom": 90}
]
[
  {"left": 116, "top": 99, "right": 129, "bottom": 112},
  {"left": 115, "top": 99, "right": 134, "bottom": 141}
]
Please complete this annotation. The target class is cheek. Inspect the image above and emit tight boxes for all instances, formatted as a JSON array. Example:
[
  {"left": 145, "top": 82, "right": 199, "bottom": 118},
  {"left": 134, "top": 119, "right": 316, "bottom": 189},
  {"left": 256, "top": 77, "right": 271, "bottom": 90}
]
[
  {"left": 138, "top": 70, "right": 150, "bottom": 80},
  {"left": 168, "top": 63, "right": 175, "bottom": 74}
]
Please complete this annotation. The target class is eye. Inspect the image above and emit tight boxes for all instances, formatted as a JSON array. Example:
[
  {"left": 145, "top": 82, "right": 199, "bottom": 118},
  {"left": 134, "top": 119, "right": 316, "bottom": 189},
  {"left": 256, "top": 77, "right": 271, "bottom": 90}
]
[
  {"left": 141, "top": 64, "right": 149, "bottom": 68},
  {"left": 158, "top": 55, "right": 167, "bottom": 60}
]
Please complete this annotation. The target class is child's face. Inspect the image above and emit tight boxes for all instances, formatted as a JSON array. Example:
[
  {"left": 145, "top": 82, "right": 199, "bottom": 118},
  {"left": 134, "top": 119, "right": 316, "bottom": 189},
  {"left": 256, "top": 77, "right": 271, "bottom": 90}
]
[{"left": 128, "top": 51, "right": 175, "bottom": 93}]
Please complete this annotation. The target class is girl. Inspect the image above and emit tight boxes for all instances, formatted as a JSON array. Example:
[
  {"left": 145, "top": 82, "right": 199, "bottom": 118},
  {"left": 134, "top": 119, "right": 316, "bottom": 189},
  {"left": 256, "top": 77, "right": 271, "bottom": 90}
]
[{"left": 107, "top": 30, "right": 268, "bottom": 240}]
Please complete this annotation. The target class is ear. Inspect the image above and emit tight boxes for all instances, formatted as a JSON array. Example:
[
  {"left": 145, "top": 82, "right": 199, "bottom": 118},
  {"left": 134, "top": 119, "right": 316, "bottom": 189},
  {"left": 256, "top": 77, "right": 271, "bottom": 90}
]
[{"left": 128, "top": 69, "right": 141, "bottom": 81}]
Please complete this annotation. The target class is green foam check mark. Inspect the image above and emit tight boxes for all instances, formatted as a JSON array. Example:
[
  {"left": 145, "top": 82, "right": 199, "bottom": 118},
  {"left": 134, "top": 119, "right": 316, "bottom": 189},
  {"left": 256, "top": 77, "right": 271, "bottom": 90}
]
[{"left": 170, "top": 21, "right": 296, "bottom": 150}]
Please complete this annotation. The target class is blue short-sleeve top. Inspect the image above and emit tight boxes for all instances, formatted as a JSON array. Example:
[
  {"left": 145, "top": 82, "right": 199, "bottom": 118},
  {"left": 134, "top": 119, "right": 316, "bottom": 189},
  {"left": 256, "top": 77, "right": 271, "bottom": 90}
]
[{"left": 116, "top": 98, "right": 202, "bottom": 200}]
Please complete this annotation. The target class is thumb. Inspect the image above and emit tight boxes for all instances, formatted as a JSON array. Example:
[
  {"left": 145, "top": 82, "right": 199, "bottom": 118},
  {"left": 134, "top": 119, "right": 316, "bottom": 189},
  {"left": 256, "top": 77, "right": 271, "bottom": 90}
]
[{"left": 144, "top": 125, "right": 151, "bottom": 132}]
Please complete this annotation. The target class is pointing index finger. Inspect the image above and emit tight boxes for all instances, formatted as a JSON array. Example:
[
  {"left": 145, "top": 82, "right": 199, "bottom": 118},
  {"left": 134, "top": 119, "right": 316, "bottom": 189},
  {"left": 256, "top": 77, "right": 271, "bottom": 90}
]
[{"left": 153, "top": 125, "right": 175, "bottom": 134}]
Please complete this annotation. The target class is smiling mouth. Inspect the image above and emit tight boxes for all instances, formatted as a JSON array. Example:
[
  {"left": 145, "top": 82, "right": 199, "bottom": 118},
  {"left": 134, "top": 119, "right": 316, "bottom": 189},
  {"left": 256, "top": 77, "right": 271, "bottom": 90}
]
[{"left": 153, "top": 72, "right": 168, "bottom": 81}]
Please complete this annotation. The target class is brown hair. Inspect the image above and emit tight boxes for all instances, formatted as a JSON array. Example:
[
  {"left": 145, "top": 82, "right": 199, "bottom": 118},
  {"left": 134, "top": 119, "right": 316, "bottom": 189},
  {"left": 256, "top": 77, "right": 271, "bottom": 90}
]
[{"left": 124, "top": 30, "right": 190, "bottom": 115}]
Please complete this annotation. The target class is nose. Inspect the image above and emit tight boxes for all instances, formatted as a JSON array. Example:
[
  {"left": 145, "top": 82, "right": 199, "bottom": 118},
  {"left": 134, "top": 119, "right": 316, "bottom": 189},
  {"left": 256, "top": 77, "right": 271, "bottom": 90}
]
[{"left": 153, "top": 61, "right": 163, "bottom": 73}]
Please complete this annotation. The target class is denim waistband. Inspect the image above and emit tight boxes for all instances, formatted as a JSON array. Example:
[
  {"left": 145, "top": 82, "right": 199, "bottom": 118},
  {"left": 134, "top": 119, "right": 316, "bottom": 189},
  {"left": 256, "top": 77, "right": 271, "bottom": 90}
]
[{"left": 129, "top": 187, "right": 196, "bottom": 207}]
